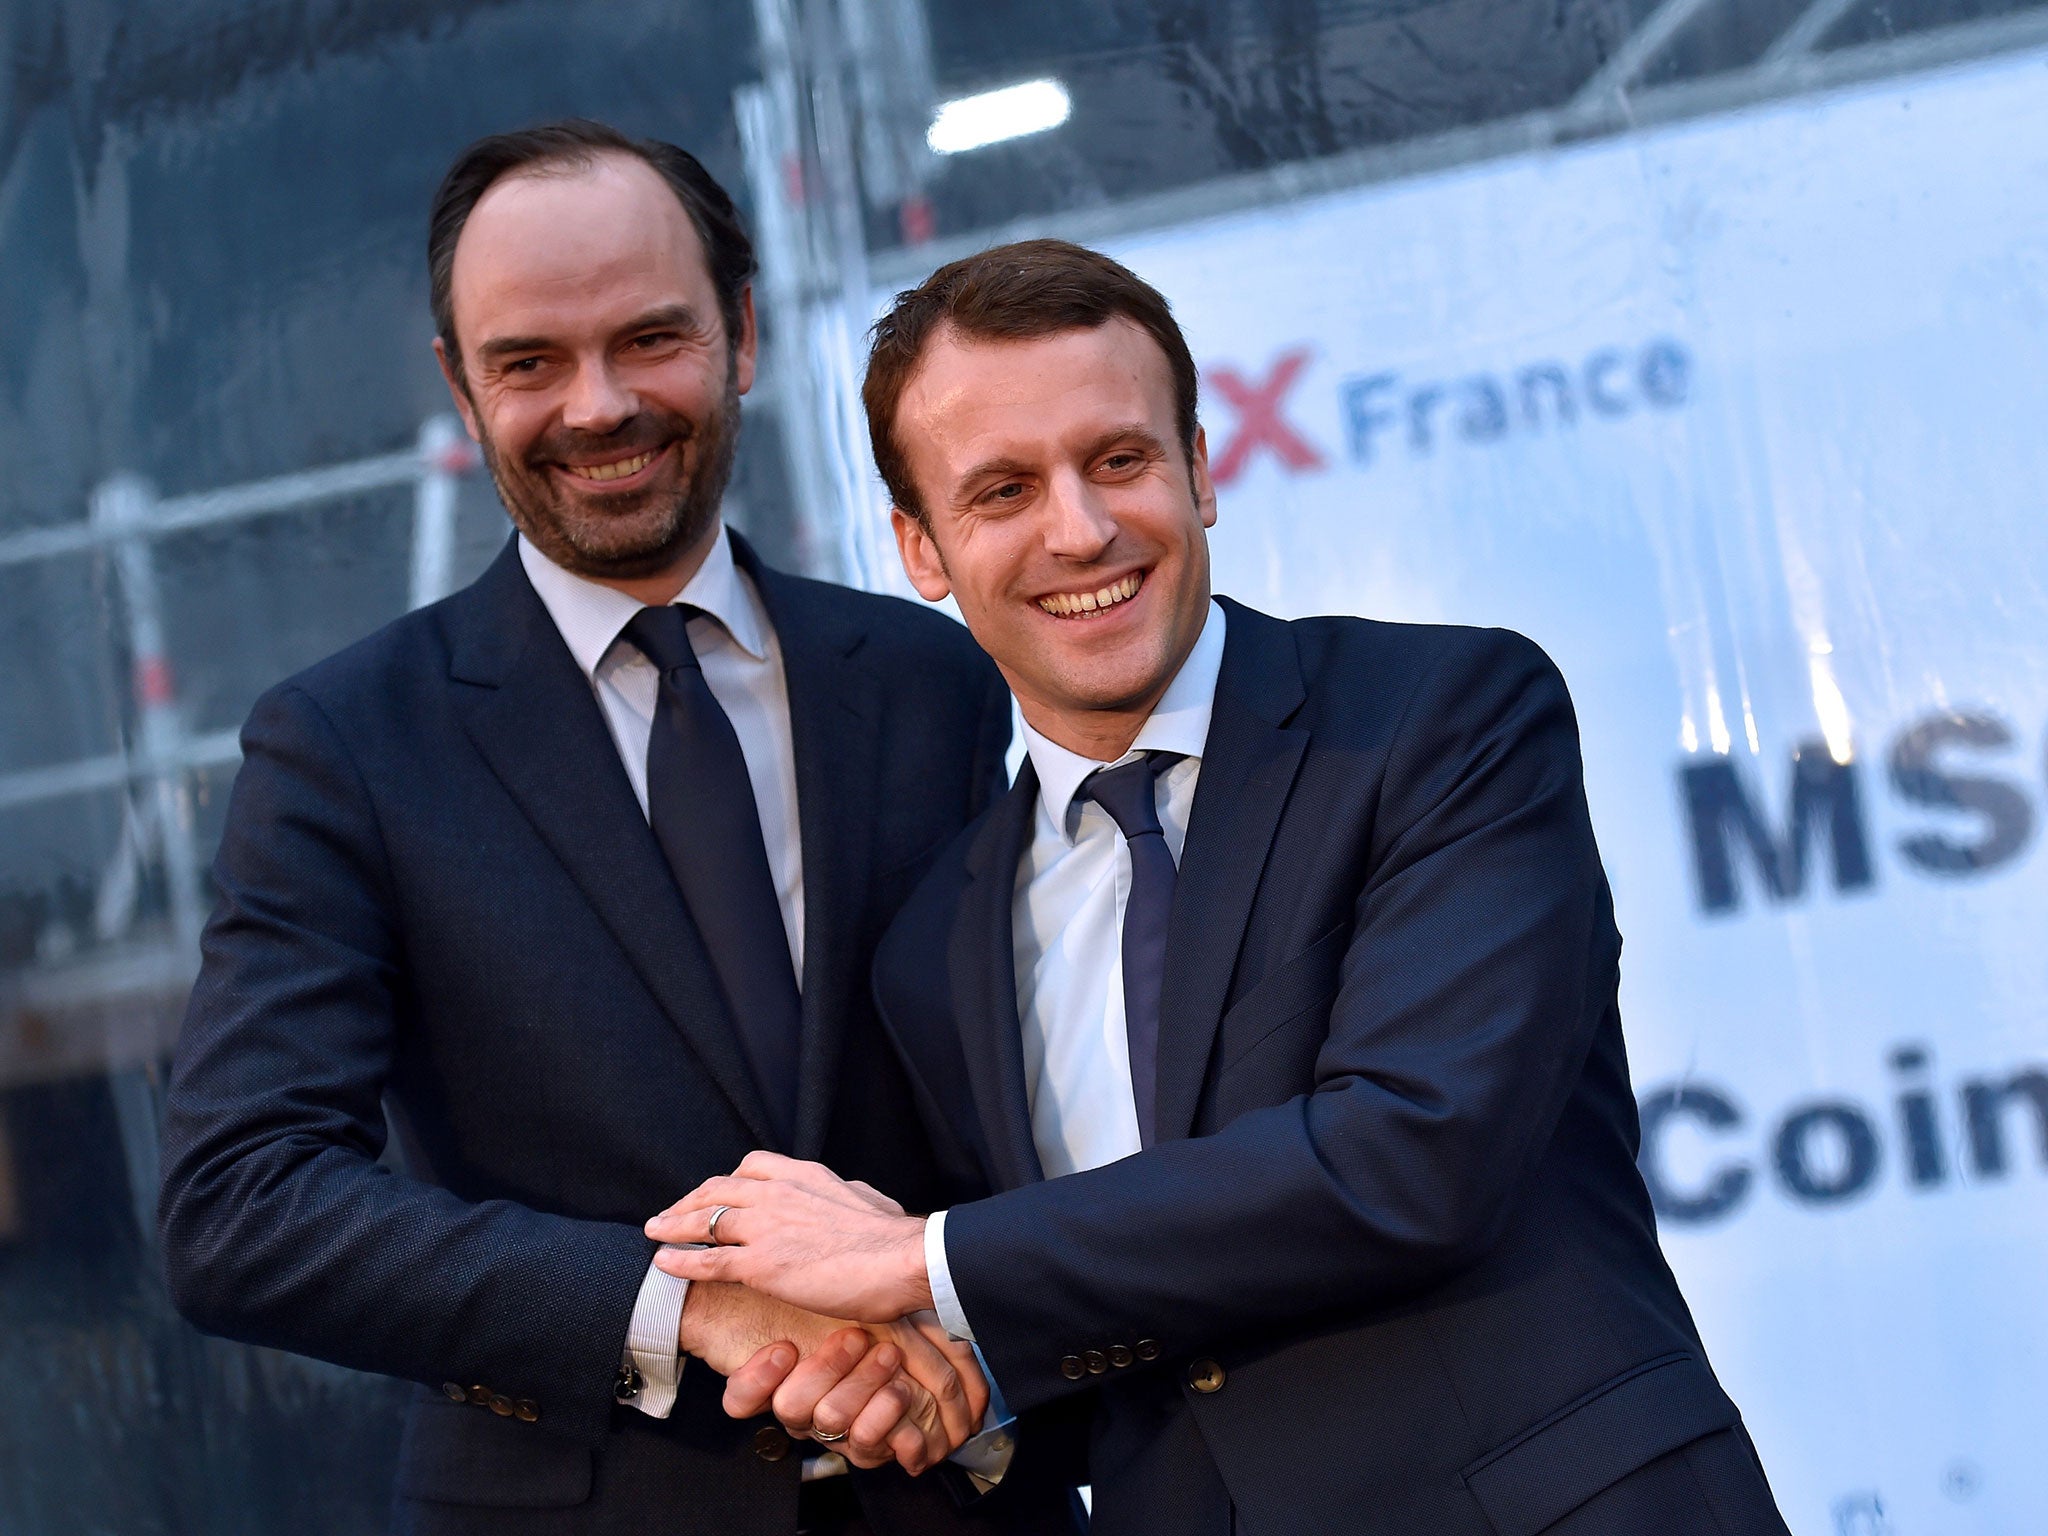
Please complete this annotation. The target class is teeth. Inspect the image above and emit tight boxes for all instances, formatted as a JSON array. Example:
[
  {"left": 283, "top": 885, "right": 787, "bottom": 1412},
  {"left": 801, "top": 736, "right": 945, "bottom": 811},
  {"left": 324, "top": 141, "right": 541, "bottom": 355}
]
[
  {"left": 1038, "top": 572, "right": 1143, "bottom": 617},
  {"left": 566, "top": 450, "right": 655, "bottom": 482}
]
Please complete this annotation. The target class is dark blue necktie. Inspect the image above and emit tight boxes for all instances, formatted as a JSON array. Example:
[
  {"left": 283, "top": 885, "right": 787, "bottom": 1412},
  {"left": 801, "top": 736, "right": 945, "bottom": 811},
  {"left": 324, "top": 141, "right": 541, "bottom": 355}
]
[
  {"left": 1085, "top": 752, "right": 1183, "bottom": 1148},
  {"left": 625, "top": 605, "right": 799, "bottom": 1145}
]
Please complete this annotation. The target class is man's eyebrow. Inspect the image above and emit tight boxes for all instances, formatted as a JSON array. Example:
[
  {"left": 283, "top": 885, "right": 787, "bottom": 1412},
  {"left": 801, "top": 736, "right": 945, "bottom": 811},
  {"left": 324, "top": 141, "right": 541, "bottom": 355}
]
[
  {"left": 1085, "top": 423, "right": 1168, "bottom": 456},
  {"left": 956, "top": 454, "right": 1035, "bottom": 492},
  {"left": 614, "top": 303, "right": 704, "bottom": 337},
  {"left": 473, "top": 306, "right": 708, "bottom": 363},
  {"left": 954, "top": 424, "right": 1167, "bottom": 499},
  {"left": 476, "top": 333, "right": 555, "bottom": 362}
]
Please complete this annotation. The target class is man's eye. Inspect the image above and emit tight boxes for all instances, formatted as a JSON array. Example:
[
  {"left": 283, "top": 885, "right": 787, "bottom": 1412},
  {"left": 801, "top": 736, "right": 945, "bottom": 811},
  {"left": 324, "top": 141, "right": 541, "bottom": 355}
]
[
  {"left": 629, "top": 332, "right": 677, "bottom": 350},
  {"left": 990, "top": 483, "right": 1025, "bottom": 501},
  {"left": 505, "top": 357, "right": 542, "bottom": 374}
]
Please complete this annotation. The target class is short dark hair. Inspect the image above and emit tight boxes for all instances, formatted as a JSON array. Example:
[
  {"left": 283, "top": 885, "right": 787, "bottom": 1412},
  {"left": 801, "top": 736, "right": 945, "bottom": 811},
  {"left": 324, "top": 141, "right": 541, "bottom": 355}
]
[
  {"left": 427, "top": 119, "right": 757, "bottom": 376},
  {"left": 863, "top": 239, "right": 1201, "bottom": 525}
]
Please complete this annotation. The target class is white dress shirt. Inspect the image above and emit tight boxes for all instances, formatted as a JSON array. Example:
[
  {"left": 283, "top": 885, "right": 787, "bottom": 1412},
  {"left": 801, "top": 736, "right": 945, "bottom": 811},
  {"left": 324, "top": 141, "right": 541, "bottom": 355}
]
[
  {"left": 926, "top": 601, "right": 1228, "bottom": 1342},
  {"left": 520, "top": 528, "right": 803, "bottom": 1418}
]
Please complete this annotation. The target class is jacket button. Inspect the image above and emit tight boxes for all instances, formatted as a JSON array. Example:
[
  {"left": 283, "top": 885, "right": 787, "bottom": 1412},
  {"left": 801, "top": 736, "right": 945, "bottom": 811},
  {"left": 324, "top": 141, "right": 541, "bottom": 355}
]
[
  {"left": 1134, "top": 1339, "right": 1161, "bottom": 1362},
  {"left": 1186, "top": 1359, "right": 1227, "bottom": 1394},
  {"left": 515, "top": 1399, "right": 540, "bottom": 1423},
  {"left": 468, "top": 1385, "right": 492, "bottom": 1407},
  {"left": 440, "top": 1382, "right": 467, "bottom": 1403},
  {"left": 1108, "top": 1346, "right": 1135, "bottom": 1369},
  {"left": 1059, "top": 1355, "right": 1086, "bottom": 1380},
  {"left": 489, "top": 1394, "right": 516, "bottom": 1417},
  {"left": 1082, "top": 1350, "right": 1109, "bottom": 1375},
  {"left": 752, "top": 1425, "right": 792, "bottom": 1462}
]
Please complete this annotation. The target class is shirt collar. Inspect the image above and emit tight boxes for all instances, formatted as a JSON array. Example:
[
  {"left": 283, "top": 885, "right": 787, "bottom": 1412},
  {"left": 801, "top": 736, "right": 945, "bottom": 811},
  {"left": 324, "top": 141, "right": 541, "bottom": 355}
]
[
  {"left": 1020, "top": 598, "right": 1228, "bottom": 845},
  {"left": 518, "top": 523, "right": 772, "bottom": 680}
]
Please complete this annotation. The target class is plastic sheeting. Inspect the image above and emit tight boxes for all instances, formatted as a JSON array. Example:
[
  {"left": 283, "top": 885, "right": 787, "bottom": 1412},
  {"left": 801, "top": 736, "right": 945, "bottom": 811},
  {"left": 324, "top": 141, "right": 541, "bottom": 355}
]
[{"left": 976, "top": 46, "right": 2046, "bottom": 1535}]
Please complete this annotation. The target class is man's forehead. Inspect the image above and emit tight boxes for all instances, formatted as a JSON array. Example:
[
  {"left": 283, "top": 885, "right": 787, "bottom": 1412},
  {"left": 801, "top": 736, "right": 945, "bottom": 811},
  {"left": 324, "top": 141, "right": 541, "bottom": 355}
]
[
  {"left": 451, "top": 155, "right": 709, "bottom": 333},
  {"left": 902, "top": 320, "right": 1175, "bottom": 454}
]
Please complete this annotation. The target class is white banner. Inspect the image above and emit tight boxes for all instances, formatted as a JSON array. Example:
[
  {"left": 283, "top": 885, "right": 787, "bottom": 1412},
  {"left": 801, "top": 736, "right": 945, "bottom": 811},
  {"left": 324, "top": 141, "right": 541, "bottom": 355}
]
[{"left": 1081, "top": 47, "right": 2048, "bottom": 1536}]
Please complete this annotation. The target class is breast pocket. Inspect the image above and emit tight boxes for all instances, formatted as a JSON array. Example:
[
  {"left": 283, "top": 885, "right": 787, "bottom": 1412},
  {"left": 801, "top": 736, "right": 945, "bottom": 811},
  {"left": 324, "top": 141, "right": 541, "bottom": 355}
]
[{"left": 1214, "top": 922, "right": 1350, "bottom": 1073}]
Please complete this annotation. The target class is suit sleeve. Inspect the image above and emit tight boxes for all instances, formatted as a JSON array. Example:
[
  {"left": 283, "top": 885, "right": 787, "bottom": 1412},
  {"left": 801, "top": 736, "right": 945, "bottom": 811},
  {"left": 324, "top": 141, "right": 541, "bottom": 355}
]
[
  {"left": 157, "top": 683, "right": 654, "bottom": 1444},
  {"left": 940, "top": 632, "right": 1621, "bottom": 1412}
]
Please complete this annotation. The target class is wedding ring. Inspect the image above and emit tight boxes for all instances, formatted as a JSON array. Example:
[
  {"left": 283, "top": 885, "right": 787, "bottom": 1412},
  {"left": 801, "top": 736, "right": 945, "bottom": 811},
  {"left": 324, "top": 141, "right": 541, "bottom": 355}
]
[
  {"left": 810, "top": 1427, "right": 848, "bottom": 1443},
  {"left": 706, "top": 1204, "right": 734, "bottom": 1245}
]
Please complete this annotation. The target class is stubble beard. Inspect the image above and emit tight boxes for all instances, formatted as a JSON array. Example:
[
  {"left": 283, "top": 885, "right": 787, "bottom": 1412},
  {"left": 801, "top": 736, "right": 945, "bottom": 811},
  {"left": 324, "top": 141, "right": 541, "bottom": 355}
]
[{"left": 479, "top": 374, "right": 743, "bottom": 582}]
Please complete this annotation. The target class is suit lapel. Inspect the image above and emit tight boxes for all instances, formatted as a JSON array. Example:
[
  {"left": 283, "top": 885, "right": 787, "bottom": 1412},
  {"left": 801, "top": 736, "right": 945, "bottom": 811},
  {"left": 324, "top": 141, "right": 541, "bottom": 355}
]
[
  {"left": 444, "top": 540, "right": 780, "bottom": 1148},
  {"left": 736, "top": 540, "right": 878, "bottom": 1161},
  {"left": 949, "top": 770, "right": 1045, "bottom": 1191},
  {"left": 1155, "top": 599, "right": 1311, "bottom": 1141}
]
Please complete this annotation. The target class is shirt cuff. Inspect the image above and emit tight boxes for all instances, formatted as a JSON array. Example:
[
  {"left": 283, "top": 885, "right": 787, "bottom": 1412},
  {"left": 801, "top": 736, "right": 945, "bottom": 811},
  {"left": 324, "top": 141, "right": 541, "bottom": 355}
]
[
  {"left": 948, "top": 1416, "right": 1018, "bottom": 1492},
  {"left": 945, "top": 1342, "right": 1017, "bottom": 1489},
  {"left": 925, "top": 1210, "right": 976, "bottom": 1343},
  {"left": 622, "top": 1249, "right": 691, "bottom": 1417}
]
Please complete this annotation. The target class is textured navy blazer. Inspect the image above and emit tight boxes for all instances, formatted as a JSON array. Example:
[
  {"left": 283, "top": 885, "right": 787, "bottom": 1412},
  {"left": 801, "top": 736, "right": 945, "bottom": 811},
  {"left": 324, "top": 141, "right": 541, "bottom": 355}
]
[
  {"left": 157, "top": 534, "right": 1075, "bottom": 1536},
  {"left": 875, "top": 599, "right": 1791, "bottom": 1536}
]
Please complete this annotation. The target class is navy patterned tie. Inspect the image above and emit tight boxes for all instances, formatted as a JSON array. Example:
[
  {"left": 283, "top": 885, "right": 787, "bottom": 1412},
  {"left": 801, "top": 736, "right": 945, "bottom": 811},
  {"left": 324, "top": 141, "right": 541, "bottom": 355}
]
[
  {"left": 625, "top": 605, "right": 799, "bottom": 1144},
  {"left": 1085, "top": 752, "right": 1184, "bottom": 1148}
]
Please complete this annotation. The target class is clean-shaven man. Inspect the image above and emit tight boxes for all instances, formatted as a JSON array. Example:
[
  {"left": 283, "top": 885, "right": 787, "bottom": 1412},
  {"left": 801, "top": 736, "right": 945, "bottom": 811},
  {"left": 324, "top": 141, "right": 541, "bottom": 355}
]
[
  {"left": 650, "top": 240, "right": 1792, "bottom": 1536},
  {"left": 157, "top": 124, "right": 1080, "bottom": 1536}
]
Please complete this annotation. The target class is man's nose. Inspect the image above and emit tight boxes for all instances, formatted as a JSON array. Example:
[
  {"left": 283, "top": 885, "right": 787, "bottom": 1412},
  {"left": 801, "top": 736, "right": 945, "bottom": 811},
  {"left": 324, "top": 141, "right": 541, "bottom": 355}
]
[
  {"left": 560, "top": 358, "right": 635, "bottom": 435},
  {"left": 1042, "top": 472, "right": 1118, "bottom": 562}
]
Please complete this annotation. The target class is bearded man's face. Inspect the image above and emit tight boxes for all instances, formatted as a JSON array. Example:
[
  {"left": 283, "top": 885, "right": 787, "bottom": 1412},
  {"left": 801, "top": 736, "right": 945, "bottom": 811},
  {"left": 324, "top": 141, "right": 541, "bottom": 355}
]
[{"left": 437, "top": 151, "right": 755, "bottom": 581}]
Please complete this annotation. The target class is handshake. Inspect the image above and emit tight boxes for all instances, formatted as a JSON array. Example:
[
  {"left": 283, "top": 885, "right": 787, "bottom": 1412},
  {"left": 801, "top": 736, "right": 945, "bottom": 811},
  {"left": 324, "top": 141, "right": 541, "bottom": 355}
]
[{"left": 646, "top": 1151, "right": 972, "bottom": 1476}]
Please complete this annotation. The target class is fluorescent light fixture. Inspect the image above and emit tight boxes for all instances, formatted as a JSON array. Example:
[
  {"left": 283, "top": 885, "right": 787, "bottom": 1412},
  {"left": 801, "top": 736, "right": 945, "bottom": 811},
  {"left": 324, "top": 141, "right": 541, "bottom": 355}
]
[{"left": 926, "top": 79, "right": 1072, "bottom": 155}]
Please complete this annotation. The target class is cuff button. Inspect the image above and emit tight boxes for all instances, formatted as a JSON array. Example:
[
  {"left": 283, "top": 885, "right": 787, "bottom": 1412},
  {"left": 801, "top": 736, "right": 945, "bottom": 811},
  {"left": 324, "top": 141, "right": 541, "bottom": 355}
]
[
  {"left": 1134, "top": 1339, "right": 1161, "bottom": 1362},
  {"left": 614, "top": 1367, "right": 644, "bottom": 1403},
  {"left": 440, "top": 1382, "right": 467, "bottom": 1403},
  {"left": 1108, "top": 1346, "right": 1134, "bottom": 1369},
  {"left": 752, "top": 1426, "right": 792, "bottom": 1462},
  {"left": 1082, "top": 1350, "right": 1108, "bottom": 1375},
  {"left": 1059, "top": 1354, "right": 1086, "bottom": 1380},
  {"left": 468, "top": 1385, "right": 492, "bottom": 1407},
  {"left": 489, "top": 1394, "right": 516, "bottom": 1417},
  {"left": 515, "top": 1399, "right": 540, "bottom": 1423}
]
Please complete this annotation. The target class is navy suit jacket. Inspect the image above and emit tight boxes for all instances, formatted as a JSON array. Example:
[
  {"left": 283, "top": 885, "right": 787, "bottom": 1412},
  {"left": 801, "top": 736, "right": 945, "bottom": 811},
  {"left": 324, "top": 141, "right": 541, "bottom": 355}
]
[
  {"left": 158, "top": 534, "right": 1076, "bottom": 1536},
  {"left": 875, "top": 599, "right": 1789, "bottom": 1536}
]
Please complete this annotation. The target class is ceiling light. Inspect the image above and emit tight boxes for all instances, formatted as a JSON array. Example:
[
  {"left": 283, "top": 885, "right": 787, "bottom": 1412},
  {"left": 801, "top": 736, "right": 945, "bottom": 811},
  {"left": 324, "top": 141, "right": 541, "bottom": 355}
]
[{"left": 926, "top": 79, "right": 1072, "bottom": 155}]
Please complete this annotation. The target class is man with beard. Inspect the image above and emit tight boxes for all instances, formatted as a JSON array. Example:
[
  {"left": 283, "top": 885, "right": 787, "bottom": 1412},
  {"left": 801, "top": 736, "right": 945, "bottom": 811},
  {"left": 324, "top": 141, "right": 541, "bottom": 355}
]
[{"left": 156, "top": 122, "right": 1077, "bottom": 1536}]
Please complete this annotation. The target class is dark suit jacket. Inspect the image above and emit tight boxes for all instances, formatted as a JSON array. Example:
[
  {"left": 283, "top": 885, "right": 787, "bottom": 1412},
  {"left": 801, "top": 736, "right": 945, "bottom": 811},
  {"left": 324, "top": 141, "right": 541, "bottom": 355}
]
[
  {"left": 157, "top": 533, "right": 1077, "bottom": 1536},
  {"left": 874, "top": 599, "right": 1789, "bottom": 1536}
]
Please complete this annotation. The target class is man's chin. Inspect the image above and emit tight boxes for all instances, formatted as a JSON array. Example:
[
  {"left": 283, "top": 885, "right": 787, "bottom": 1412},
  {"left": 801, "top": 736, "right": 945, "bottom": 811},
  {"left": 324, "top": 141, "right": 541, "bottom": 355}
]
[
  {"left": 515, "top": 489, "right": 716, "bottom": 580},
  {"left": 558, "top": 527, "right": 709, "bottom": 580},
  {"left": 1036, "top": 665, "right": 1176, "bottom": 719}
]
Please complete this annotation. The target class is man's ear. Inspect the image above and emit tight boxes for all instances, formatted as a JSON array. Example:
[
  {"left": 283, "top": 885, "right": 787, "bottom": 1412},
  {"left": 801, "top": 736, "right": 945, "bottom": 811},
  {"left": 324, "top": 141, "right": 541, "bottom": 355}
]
[
  {"left": 433, "top": 339, "right": 483, "bottom": 443},
  {"left": 1189, "top": 424, "right": 1219, "bottom": 530},
  {"left": 732, "top": 286, "right": 759, "bottom": 396},
  {"left": 892, "top": 508, "right": 953, "bottom": 603}
]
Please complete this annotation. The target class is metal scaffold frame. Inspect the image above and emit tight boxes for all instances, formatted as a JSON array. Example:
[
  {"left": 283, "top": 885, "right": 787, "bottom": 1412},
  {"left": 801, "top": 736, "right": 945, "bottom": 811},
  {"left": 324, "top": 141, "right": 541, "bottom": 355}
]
[{"left": 0, "top": 417, "right": 478, "bottom": 1049}]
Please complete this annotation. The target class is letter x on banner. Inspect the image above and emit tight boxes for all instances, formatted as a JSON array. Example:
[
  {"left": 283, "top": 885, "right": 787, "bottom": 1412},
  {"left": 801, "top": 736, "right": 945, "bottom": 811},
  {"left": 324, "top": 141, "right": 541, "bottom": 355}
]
[{"left": 1207, "top": 347, "right": 1326, "bottom": 485}]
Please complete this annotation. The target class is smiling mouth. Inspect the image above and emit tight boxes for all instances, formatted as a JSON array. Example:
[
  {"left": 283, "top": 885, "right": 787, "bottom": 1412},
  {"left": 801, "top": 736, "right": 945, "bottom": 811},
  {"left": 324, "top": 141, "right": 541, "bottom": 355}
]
[
  {"left": 1038, "top": 570, "right": 1145, "bottom": 618},
  {"left": 561, "top": 448, "right": 660, "bottom": 483}
]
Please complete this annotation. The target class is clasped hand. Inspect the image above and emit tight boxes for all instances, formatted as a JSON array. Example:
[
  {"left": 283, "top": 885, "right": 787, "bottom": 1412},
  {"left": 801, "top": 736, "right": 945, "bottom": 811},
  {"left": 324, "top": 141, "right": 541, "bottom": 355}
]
[{"left": 650, "top": 1153, "right": 971, "bottom": 1475}]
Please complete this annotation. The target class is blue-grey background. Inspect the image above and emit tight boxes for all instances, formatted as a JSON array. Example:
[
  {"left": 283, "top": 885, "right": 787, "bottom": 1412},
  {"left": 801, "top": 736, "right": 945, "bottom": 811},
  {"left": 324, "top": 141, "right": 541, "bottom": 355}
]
[{"left": 4, "top": 1, "right": 2041, "bottom": 1529}]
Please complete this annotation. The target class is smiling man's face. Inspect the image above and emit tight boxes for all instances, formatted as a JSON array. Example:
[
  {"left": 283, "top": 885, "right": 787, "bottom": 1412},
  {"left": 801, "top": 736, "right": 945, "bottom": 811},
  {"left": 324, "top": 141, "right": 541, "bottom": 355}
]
[
  {"left": 436, "top": 152, "right": 755, "bottom": 586},
  {"left": 891, "top": 318, "right": 1217, "bottom": 756}
]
